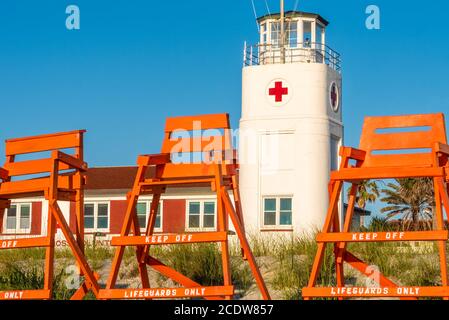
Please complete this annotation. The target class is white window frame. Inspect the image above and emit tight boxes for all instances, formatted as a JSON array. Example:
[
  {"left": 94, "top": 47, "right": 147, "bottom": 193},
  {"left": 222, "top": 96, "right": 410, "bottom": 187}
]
[
  {"left": 260, "top": 21, "right": 268, "bottom": 45},
  {"left": 84, "top": 202, "right": 110, "bottom": 233},
  {"left": 268, "top": 20, "right": 281, "bottom": 48},
  {"left": 285, "top": 18, "right": 299, "bottom": 48},
  {"left": 136, "top": 200, "right": 163, "bottom": 233},
  {"left": 316, "top": 21, "right": 326, "bottom": 47},
  {"left": 261, "top": 196, "right": 293, "bottom": 230},
  {"left": 301, "top": 18, "right": 315, "bottom": 47},
  {"left": 186, "top": 200, "right": 217, "bottom": 232},
  {"left": 3, "top": 202, "right": 32, "bottom": 234}
]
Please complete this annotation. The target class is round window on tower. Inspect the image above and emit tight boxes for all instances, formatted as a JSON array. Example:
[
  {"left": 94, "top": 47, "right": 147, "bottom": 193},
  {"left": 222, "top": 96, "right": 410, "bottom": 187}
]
[{"left": 329, "top": 82, "right": 340, "bottom": 112}]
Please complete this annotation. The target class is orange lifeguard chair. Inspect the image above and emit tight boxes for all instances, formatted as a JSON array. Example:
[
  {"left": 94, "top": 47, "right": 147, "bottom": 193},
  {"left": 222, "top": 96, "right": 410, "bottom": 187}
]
[
  {"left": 98, "top": 113, "right": 270, "bottom": 300},
  {"left": 303, "top": 113, "right": 449, "bottom": 299},
  {"left": 0, "top": 130, "right": 99, "bottom": 300}
]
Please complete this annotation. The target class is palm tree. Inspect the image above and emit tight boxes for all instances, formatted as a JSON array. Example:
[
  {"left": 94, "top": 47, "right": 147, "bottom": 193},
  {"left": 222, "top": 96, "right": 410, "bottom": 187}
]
[
  {"left": 379, "top": 178, "right": 434, "bottom": 230},
  {"left": 346, "top": 180, "right": 380, "bottom": 228},
  {"left": 347, "top": 180, "right": 380, "bottom": 210}
]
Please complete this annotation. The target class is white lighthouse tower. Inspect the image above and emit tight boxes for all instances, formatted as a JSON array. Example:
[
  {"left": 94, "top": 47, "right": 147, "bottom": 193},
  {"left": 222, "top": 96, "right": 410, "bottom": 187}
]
[{"left": 238, "top": 4, "right": 343, "bottom": 235}]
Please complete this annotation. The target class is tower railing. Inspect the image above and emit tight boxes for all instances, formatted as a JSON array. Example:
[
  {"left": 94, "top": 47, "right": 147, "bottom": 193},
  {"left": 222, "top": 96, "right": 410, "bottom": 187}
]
[{"left": 243, "top": 42, "right": 341, "bottom": 72}]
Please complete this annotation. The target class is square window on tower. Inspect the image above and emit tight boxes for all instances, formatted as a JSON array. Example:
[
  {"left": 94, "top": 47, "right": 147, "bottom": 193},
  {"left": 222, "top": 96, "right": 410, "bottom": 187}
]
[
  {"left": 288, "top": 21, "right": 298, "bottom": 48},
  {"left": 262, "top": 197, "right": 293, "bottom": 229},
  {"left": 271, "top": 22, "right": 280, "bottom": 47}
]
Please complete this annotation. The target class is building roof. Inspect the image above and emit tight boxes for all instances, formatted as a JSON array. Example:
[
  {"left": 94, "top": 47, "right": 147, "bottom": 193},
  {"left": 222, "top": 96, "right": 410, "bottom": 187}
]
[
  {"left": 257, "top": 10, "right": 329, "bottom": 26},
  {"left": 85, "top": 166, "right": 140, "bottom": 190},
  {"left": 84, "top": 166, "right": 210, "bottom": 194}
]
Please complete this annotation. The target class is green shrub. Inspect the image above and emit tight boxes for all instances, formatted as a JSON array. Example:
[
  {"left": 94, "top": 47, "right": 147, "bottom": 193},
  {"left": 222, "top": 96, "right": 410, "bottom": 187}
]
[
  {"left": 272, "top": 235, "right": 335, "bottom": 300},
  {"left": 0, "top": 262, "right": 77, "bottom": 299},
  {"left": 152, "top": 243, "right": 252, "bottom": 294}
]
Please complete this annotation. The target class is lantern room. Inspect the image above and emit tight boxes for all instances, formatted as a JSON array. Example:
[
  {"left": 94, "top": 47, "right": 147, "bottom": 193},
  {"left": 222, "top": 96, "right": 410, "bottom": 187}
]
[{"left": 244, "top": 11, "right": 340, "bottom": 71}]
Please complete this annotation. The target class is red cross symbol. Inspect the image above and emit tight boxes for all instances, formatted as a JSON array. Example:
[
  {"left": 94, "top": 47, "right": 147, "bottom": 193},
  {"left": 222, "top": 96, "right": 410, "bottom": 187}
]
[
  {"left": 269, "top": 81, "right": 288, "bottom": 102},
  {"left": 330, "top": 84, "right": 338, "bottom": 107}
]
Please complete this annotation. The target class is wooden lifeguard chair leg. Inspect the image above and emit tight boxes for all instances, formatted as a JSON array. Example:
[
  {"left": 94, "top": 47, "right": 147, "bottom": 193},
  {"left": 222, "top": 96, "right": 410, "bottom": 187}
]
[
  {"left": 43, "top": 163, "right": 59, "bottom": 299},
  {"left": 332, "top": 183, "right": 363, "bottom": 300},
  {"left": 304, "top": 180, "right": 343, "bottom": 300},
  {"left": 43, "top": 201, "right": 56, "bottom": 299},
  {"left": 221, "top": 189, "right": 271, "bottom": 300},
  {"left": 231, "top": 175, "right": 245, "bottom": 231},
  {"left": 136, "top": 192, "right": 170, "bottom": 299},
  {"left": 105, "top": 246, "right": 127, "bottom": 290},
  {"left": 105, "top": 164, "right": 151, "bottom": 291},
  {"left": 138, "top": 191, "right": 163, "bottom": 264},
  {"left": 71, "top": 195, "right": 102, "bottom": 300},
  {"left": 75, "top": 187, "right": 85, "bottom": 252},
  {"left": 231, "top": 174, "right": 247, "bottom": 260},
  {"left": 106, "top": 192, "right": 150, "bottom": 291},
  {"left": 333, "top": 207, "right": 343, "bottom": 287},
  {"left": 334, "top": 183, "right": 358, "bottom": 291},
  {"left": 130, "top": 215, "right": 151, "bottom": 289},
  {"left": 446, "top": 178, "right": 449, "bottom": 199},
  {"left": 48, "top": 200, "right": 99, "bottom": 297},
  {"left": 434, "top": 177, "right": 449, "bottom": 300},
  {"left": 330, "top": 183, "right": 343, "bottom": 299},
  {"left": 214, "top": 166, "right": 232, "bottom": 300},
  {"left": 128, "top": 182, "right": 151, "bottom": 289},
  {"left": 70, "top": 184, "right": 90, "bottom": 299},
  {"left": 136, "top": 188, "right": 229, "bottom": 301},
  {"left": 440, "top": 178, "right": 449, "bottom": 226}
]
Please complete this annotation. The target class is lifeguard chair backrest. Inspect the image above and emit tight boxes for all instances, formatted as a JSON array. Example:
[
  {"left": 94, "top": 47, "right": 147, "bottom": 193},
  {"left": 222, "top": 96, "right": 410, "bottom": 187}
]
[
  {"left": 161, "top": 113, "right": 234, "bottom": 164},
  {"left": 358, "top": 113, "right": 447, "bottom": 168},
  {"left": 4, "top": 130, "right": 86, "bottom": 178}
]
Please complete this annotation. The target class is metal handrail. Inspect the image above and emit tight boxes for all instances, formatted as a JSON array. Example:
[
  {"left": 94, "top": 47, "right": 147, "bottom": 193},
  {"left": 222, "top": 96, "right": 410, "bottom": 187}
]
[{"left": 243, "top": 42, "right": 342, "bottom": 72}]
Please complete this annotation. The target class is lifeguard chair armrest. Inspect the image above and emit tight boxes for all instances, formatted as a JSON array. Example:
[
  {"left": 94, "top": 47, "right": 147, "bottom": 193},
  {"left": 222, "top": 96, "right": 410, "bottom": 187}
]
[
  {"left": 339, "top": 147, "right": 366, "bottom": 161},
  {"left": 436, "top": 142, "right": 449, "bottom": 156},
  {"left": 52, "top": 151, "right": 88, "bottom": 172},
  {"left": 0, "top": 167, "right": 8, "bottom": 181},
  {"left": 137, "top": 154, "right": 171, "bottom": 166}
]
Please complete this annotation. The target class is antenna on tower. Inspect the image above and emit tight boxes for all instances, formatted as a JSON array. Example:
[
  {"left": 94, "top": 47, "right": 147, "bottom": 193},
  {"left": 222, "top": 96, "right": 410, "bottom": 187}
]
[
  {"left": 280, "top": 0, "right": 286, "bottom": 63},
  {"left": 264, "top": 0, "right": 273, "bottom": 19},
  {"left": 293, "top": 0, "right": 300, "bottom": 12},
  {"left": 250, "top": 0, "right": 260, "bottom": 32}
]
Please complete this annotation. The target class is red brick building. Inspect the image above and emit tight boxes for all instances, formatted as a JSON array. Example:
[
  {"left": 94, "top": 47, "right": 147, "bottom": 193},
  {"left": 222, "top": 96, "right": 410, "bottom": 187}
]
[{"left": 1, "top": 166, "right": 219, "bottom": 247}]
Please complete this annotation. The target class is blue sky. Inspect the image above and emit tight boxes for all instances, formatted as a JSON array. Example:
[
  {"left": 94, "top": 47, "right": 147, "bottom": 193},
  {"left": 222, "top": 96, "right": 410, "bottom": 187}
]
[{"left": 0, "top": 0, "right": 448, "bottom": 172}]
